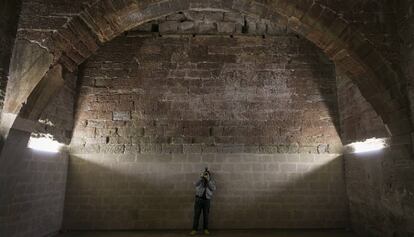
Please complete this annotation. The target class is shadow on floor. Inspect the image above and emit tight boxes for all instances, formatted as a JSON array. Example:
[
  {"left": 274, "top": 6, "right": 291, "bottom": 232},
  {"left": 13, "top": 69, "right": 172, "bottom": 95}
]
[{"left": 56, "top": 229, "right": 358, "bottom": 237}]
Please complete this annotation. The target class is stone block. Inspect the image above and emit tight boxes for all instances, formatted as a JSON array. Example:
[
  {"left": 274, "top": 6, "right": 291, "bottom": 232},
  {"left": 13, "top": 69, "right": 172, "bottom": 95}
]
[
  {"left": 198, "top": 22, "right": 216, "bottom": 33},
  {"left": 183, "top": 11, "right": 204, "bottom": 21},
  {"left": 166, "top": 13, "right": 186, "bottom": 21},
  {"left": 100, "top": 144, "right": 125, "bottom": 154},
  {"left": 203, "top": 12, "right": 223, "bottom": 23},
  {"left": 112, "top": 111, "right": 131, "bottom": 121},
  {"left": 217, "top": 22, "right": 236, "bottom": 34},
  {"left": 183, "top": 144, "right": 202, "bottom": 153},
  {"left": 223, "top": 12, "right": 244, "bottom": 25},
  {"left": 179, "top": 21, "right": 196, "bottom": 32},
  {"left": 159, "top": 21, "right": 179, "bottom": 33}
]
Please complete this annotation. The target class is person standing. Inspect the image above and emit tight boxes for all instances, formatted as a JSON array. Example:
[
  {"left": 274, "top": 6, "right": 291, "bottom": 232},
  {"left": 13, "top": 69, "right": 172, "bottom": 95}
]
[{"left": 190, "top": 168, "right": 216, "bottom": 235}]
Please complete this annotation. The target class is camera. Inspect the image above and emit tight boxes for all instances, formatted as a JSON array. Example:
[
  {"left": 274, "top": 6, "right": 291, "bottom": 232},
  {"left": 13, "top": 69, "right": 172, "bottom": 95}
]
[{"left": 202, "top": 168, "right": 210, "bottom": 179}]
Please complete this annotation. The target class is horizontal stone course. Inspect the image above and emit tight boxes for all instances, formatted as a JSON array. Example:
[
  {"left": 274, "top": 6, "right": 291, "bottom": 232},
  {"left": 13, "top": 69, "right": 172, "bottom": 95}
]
[
  {"left": 64, "top": 153, "right": 347, "bottom": 229},
  {"left": 72, "top": 33, "right": 341, "bottom": 154}
]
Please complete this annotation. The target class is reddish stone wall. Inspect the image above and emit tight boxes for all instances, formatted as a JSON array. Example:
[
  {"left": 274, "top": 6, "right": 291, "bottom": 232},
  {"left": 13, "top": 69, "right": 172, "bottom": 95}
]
[
  {"left": 71, "top": 34, "right": 341, "bottom": 154},
  {"left": 16, "top": 0, "right": 90, "bottom": 47},
  {"left": 63, "top": 32, "right": 348, "bottom": 230}
]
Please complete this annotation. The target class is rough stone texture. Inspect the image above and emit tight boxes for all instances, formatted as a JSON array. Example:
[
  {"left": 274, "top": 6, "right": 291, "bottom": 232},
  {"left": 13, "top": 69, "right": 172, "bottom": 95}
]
[
  {"left": 1, "top": 1, "right": 414, "bottom": 236},
  {"left": 2, "top": 40, "right": 53, "bottom": 115},
  {"left": 0, "top": 130, "right": 68, "bottom": 237},
  {"left": 0, "top": 0, "right": 22, "bottom": 114},
  {"left": 72, "top": 34, "right": 341, "bottom": 155},
  {"left": 64, "top": 153, "right": 347, "bottom": 229},
  {"left": 338, "top": 63, "right": 414, "bottom": 237},
  {"left": 344, "top": 148, "right": 414, "bottom": 237},
  {"left": 16, "top": 0, "right": 93, "bottom": 47},
  {"left": 57, "top": 229, "right": 359, "bottom": 237},
  {"left": 397, "top": 0, "right": 414, "bottom": 136},
  {"left": 336, "top": 72, "right": 388, "bottom": 144},
  {"left": 63, "top": 28, "right": 347, "bottom": 230},
  {"left": 11, "top": 0, "right": 411, "bottom": 148},
  {"left": 1, "top": 40, "right": 76, "bottom": 144},
  {"left": 130, "top": 11, "right": 291, "bottom": 36},
  {"left": 318, "top": 0, "right": 401, "bottom": 66},
  {"left": 335, "top": 5, "right": 414, "bottom": 231},
  {"left": 33, "top": 71, "right": 78, "bottom": 144},
  {"left": 334, "top": 2, "right": 414, "bottom": 236}
]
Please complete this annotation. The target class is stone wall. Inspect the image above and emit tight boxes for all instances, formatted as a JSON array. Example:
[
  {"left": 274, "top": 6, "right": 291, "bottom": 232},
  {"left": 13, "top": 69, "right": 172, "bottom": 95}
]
[
  {"left": 71, "top": 34, "right": 341, "bottom": 155},
  {"left": 0, "top": 51, "right": 76, "bottom": 237},
  {"left": 16, "top": 0, "right": 90, "bottom": 48},
  {"left": 34, "top": 71, "right": 78, "bottom": 145},
  {"left": 337, "top": 53, "right": 414, "bottom": 236},
  {"left": 317, "top": 0, "right": 400, "bottom": 66},
  {"left": 64, "top": 153, "right": 347, "bottom": 229},
  {"left": 336, "top": 73, "right": 388, "bottom": 144},
  {"left": 130, "top": 11, "right": 291, "bottom": 36},
  {"left": 64, "top": 28, "right": 348, "bottom": 229},
  {"left": 0, "top": 0, "right": 21, "bottom": 114},
  {"left": 0, "top": 130, "right": 68, "bottom": 237},
  {"left": 344, "top": 147, "right": 414, "bottom": 237},
  {"left": 1, "top": 0, "right": 413, "bottom": 235},
  {"left": 397, "top": 1, "right": 414, "bottom": 127}
]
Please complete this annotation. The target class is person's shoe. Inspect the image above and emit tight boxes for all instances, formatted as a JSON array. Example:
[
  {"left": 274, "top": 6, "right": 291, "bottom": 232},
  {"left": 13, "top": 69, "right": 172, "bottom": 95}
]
[
  {"left": 189, "top": 230, "right": 197, "bottom": 236},
  {"left": 204, "top": 229, "right": 210, "bottom": 235}
]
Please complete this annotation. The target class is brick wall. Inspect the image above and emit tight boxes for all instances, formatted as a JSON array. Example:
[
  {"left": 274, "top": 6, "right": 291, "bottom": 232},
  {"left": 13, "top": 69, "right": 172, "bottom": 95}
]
[{"left": 0, "top": 130, "right": 68, "bottom": 237}]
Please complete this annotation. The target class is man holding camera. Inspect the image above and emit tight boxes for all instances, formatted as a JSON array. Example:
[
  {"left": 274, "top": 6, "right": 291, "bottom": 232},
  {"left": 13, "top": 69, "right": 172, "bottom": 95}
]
[{"left": 190, "top": 168, "right": 216, "bottom": 236}]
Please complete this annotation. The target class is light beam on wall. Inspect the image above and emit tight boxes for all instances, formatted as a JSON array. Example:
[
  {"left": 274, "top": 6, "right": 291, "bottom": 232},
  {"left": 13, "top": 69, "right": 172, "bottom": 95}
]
[
  {"left": 345, "top": 138, "right": 389, "bottom": 154},
  {"left": 28, "top": 136, "right": 64, "bottom": 153}
]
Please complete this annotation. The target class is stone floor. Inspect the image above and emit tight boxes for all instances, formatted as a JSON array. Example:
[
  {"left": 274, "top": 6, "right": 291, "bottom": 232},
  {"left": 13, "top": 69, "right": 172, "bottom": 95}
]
[{"left": 56, "top": 229, "right": 358, "bottom": 237}]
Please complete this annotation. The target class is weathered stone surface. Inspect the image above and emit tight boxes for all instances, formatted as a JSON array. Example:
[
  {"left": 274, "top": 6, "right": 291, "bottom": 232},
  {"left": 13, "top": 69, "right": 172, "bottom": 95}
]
[
  {"left": 2, "top": 0, "right": 414, "bottom": 236},
  {"left": 20, "top": 64, "right": 64, "bottom": 120},
  {"left": 0, "top": 0, "right": 21, "bottom": 116},
  {"left": 159, "top": 21, "right": 179, "bottom": 33},
  {"left": 64, "top": 153, "right": 348, "bottom": 229},
  {"left": 217, "top": 22, "right": 236, "bottom": 34},
  {"left": 131, "top": 10, "right": 290, "bottom": 36},
  {"left": 0, "top": 129, "right": 68, "bottom": 237},
  {"left": 345, "top": 147, "right": 414, "bottom": 237},
  {"left": 336, "top": 72, "right": 389, "bottom": 144},
  {"left": 73, "top": 34, "right": 341, "bottom": 155},
  {"left": 112, "top": 111, "right": 131, "bottom": 121},
  {"left": 3, "top": 40, "right": 53, "bottom": 115}
]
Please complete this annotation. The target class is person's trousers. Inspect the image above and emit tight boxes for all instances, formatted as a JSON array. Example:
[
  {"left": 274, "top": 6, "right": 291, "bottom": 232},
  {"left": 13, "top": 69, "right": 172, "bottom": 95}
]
[{"left": 192, "top": 196, "right": 210, "bottom": 230}]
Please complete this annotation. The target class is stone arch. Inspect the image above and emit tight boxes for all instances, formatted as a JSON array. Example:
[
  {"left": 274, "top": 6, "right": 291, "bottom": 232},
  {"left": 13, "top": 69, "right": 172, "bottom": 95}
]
[{"left": 4, "top": 0, "right": 412, "bottom": 146}]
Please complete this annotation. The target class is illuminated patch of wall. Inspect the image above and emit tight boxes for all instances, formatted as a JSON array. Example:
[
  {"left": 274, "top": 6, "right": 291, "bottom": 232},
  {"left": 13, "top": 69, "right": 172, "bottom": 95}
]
[
  {"left": 344, "top": 138, "right": 390, "bottom": 154},
  {"left": 28, "top": 134, "right": 65, "bottom": 153}
]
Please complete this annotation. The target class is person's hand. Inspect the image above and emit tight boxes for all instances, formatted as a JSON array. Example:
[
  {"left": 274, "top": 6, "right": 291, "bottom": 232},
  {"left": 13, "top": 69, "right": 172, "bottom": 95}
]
[{"left": 203, "top": 173, "right": 210, "bottom": 181}]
